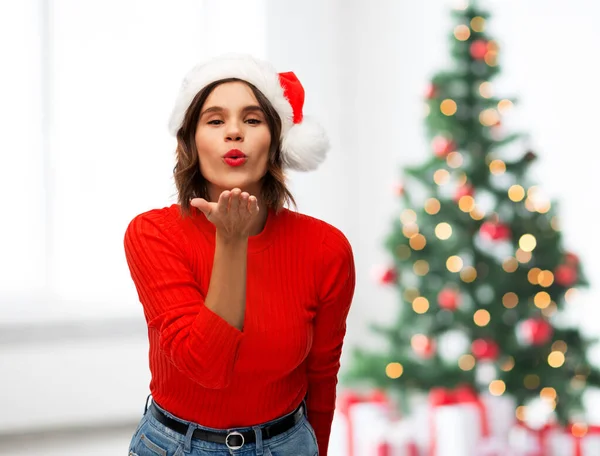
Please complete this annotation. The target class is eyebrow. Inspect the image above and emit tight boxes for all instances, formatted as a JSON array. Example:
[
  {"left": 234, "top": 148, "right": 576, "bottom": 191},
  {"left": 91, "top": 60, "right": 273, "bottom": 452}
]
[{"left": 200, "top": 105, "right": 263, "bottom": 117}]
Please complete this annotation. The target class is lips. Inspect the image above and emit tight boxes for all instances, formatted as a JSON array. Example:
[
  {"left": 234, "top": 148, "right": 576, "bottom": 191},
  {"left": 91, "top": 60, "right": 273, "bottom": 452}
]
[
  {"left": 223, "top": 149, "right": 247, "bottom": 167},
  {"left": 224, "top": 149, "right": 247, "bottom": 159}
]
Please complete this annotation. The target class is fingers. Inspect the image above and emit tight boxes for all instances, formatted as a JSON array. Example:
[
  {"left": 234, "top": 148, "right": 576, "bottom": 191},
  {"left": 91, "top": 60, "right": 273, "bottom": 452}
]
[
  {"left": 249, "top": 195, "right": 259, "bottom": 214},
  {"left": 217, "top": 190, "right": 230, "bottom": 215},
  {"left": 190, "top": 198, "right": 211, "bottom": 215},
  {"left": 230, "top": 188, "right": 242, "bottom": 214},
  {"left": 240, "top": 192, "right": 249, "bottom": 214}
]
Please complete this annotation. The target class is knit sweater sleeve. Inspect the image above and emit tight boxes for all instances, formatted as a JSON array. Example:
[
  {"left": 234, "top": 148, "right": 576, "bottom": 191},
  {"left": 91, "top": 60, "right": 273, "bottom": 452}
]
[
  {"left": 123, "top": 210, "right": 244, "bottom": 389},
  {"left": 306, "top": 226, "right": 356, "bottom": 456}
]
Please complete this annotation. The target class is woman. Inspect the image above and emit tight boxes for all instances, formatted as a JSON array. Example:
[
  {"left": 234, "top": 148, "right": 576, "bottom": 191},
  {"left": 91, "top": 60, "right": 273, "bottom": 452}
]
[{"left": 124, "top": 53, "right": 355, "bottom": 456}]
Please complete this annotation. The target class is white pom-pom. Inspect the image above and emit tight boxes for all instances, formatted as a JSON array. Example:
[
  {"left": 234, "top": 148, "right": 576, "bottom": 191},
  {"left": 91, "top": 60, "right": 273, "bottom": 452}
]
[{"left": 281, "top": 116, "right": 330, "bottom": 171}]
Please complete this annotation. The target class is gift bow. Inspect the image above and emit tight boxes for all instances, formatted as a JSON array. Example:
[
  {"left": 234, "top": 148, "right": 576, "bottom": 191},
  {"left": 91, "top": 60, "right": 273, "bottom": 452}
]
[{"left": 429, "top": 385, "right": 490, "bottom": 456}]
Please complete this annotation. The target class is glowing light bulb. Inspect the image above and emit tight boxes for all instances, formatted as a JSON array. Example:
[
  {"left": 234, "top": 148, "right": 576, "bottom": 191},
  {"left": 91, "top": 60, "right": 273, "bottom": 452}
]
[
  {"left": 470, "top": 16, "right": 485, "bottom": 32},
  {"left": 413, "top": 260, "right": 430, "bottom": 276},
  {"left": 534, "top": 291, "right": 552, "bottom": 309},
  {"left": 508, "top": 185, "right": 525, "bottom": 202},
  {"left": 400, "top": 209, "right": 417, "bottom": 224},
  {"left": 386, "top": 362, "right": 404, "bottom": 379},
  {"left": 425, "top": 198, "right": 441, "bottom": 215},
  {"left": 489, "top": 380, "right": 506, "bottom": 396},
  {"left": 458, "top": 354, "right": 476, "bottom": 371},
  {"left": 502, "top": 292, "right": 518, "bottom": 309},
  {"left": 460, "top": 266, "right": 477, "bottom": 283},
  {"left": 447, "top": 152, "right": 464, "bottom": 168},
  {"left": 441, "top": 99, "right": 458, "bottom": 116},
  {"left": 412, "top": 297, "right": 430, "bottom": 314},
  {"left": 519, "top": 234, "right": 537, "bottom": 252},
  {"left": 434, "top": 169, "right": 451, "bottom": 185},
  {"left": 498, "top": 99, "right": 514, "bottom": 113},
  {"left": 480, "top": 109, "right": 500, "bottom": 126},
  {"left": 479, "top": 82, "right": 493, "bottom": 98},
  {"left": 474, "top": 309, "right": 491, "bottom": 326},
  {"left": 435, "top": 222, "right": 453, "bottom": 240},
  {"left": 454, "top": 25, "right": 471, "bottom": 41},
  {"left": 548, "top": 351, "right": 565, "bottom": 368},
  {"left": 458, "top": 195, "right": 475, "bottom": 212},
  {"left": 489, "top": 159, "right": 506, "bottom": 175},
  {"left": 502, "top": 258, "right": 518, "bottom": 273},
  {"left": 446, "top": 256, "right": 463, "bottom": 272},
  {"left": 409, "top": 234, "right": 427, "bottom": 250}
]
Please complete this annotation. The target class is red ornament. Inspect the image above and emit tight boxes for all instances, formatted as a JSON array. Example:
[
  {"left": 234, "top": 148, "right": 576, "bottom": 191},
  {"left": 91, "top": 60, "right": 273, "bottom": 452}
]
[
  {"left": 470, "top": 40, "right": 488, "bottom": 60},
  {"left": 413, "top": 336, "right": 436, "bottom": 359},
  {"left": 432, "top": 136, "right": 456, "bottom": 158},
  {"left": 520, "top": 318, "right": 553, "bottom": 346},
  {"left": 377, "top": 266, "right": 398, "bottom": 285},
  {"left": 479, "top": 221, "right": 512, "bottom": 241},
  {"left": 564, "top": 252, "right": 579, "bottom": 266},
  {"left": 425, "top": 83, "right": 438, "bottom": 100},
  {"left": 555, "top": 264, "right": 578, "bottom": 287},
  {"left": 471, "top": 338, "right": 499, "bottom": 361},
  {"left": 438, "top": 288, "right": 460, "bottom": 311},
  {"left": 454, "top": 184, "right": 474, "bottom": 202}
]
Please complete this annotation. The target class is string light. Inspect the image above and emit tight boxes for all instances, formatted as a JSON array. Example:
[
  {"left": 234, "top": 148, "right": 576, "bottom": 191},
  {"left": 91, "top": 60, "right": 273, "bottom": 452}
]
[
  {"left": 534, "top": 291, "right": 552, "bottom": 309},
  {"left": 454, "top": 24, "right": 471, "bottom": 41},
  {"left": 435, "top": 222, "right": 453, "bottom": 240},
  {"left": 411, "top": 334, "right": 430, "bottom": 352},
  {"left": 386, "top": 362, "right": 404, "bottom": 379},
  {"left": 441, "top": 99, "right": 458, "bottom": 116},
  {"left": 524, "top": 198, "right": 536, "bottom": 212},
  {"left": 489, "top": 159, "right": 506, "bottom": 175},
  {"left": 519, "top": 234, "right": 537, "bottom": 252},
  {"left": 515, "top": 406, "right": 527, "bottom": 421},
  {"left": 552, "top": 341, "right": 568, "bottom": 353},
  {"left": 500, "top": 356, "right": 515, "bottom": 372},
  {"left": 540, "top": 387, "right": 557, "bottom": 401},
  {"left": 404, "top": 288, "right": 420, "bottom": 302},
  {"left": 409, "top": 233, "right": 427, "bottom": 250},
  {"left": 502, "top": 292, "right": 518, "bottom": 309},
  {"left": 474, "top": 309, "right": 491, "bottom": 326},
  {"left": 470, "top": 16, "right": 485, "bottom": 32},
  {"left": 516, "top": 249, "right": 532, "bottom": 263},
  {"left": 434, "top": 169, "right": 451, "bottom": 185},
  {"left": 524, "top": 374, "right": 540, "bottom": 389},
  {"left": 470, "top": 207, "right": 485, "bottom": 220},
  {"left": 528, "top": 268, "right": 542, "bottom": 285},
  {"left": 458, "top": 195, "right": 475, "bottom": 212},
  {"left": 414, "top": 260, "right": 430, "bottom": 276},
  {"left": 508, "top": 185, "right": 525, "bottom": 202},
  {"left": 458, "top": 354, "right": 476, "bottom": 371},
  {"left": 489, "top": 380, "right": 506, "bottom": 396},
  {"left": 425, "top": 198, "right": 441, "bottom": 215},
  {"left": 542, "top": 302, "right": 557, "bottom": 317},
  {"left": 412, "top": 297, "right": 429, "bottom": 314},
  {"left": 400, "top": 209, "right": 417, "bottom": 224},
  {"left": 498, "top": 99, "right": 513, "bottom": 114},
  {"left": 480, "top": 109, "right": 500, "bottom": 126},
  {"left": 485, "top": 50, "right": 498, "bottom": 67},
  {"left": 502, "top": 258, "right": 518, "bottom": 273},
  {"left": 446, "top": 255, "right": 464, "bottom": 272},
  {"left": 479, "top": 82, "right": 493, "bottom": 98},
  {"left": 460, "top": 266, "right": 477, "bottom": 283},
  {"left": 548, "top": 351, "right": 565, "bottom": 368},
  {"left": 572, "top": 423, "right": 588, "bottom": 438},
  {"left": 538, "top": 270, "right": 555, "bottom": 287},
  {"left": 456, "top": 172, "right": 468, "bottom": 186},
  {"left": 403, "top": 223, "right": 420, "bottom": 238},
  {"left": 447, "top": 152, "right": 463, "bottom": 168}
]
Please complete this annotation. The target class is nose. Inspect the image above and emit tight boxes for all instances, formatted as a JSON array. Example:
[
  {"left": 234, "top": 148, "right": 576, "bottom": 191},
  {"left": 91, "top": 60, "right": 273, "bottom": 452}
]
[{"left": 225, "top": 120, "right": 243, "bottom": 142}]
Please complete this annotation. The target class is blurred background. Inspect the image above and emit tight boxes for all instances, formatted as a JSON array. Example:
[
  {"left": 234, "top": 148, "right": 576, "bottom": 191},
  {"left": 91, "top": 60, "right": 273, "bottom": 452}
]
[{"left": 1, "top": 0, "right": 599, "bottom": 454}]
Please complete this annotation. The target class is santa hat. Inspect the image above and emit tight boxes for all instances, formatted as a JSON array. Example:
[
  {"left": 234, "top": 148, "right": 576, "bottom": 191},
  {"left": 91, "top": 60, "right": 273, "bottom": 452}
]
[{"left": 168, "top": 53, "right": 329, "bottom": 172}]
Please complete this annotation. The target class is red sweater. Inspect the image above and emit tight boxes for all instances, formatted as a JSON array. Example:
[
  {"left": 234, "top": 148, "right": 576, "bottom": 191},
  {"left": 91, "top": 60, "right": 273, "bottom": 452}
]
[{"left": 123, "top": 204, "right": 355, "bottom": 455}]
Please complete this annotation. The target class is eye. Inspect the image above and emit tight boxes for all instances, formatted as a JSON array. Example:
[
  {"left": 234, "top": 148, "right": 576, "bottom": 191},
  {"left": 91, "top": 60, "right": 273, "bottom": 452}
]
[
  {"left": 207, "top": 119, "right": 223, "bottom": 125},
  {"left": 246, "top": 119, "right": 262, "bottom": 125}
]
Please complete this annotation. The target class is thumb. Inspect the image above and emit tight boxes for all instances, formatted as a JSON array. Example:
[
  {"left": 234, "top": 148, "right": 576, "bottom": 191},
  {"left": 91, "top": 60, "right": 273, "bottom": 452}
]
[{"left": 190, "top": 198, "right": 211, "bottom": 216}]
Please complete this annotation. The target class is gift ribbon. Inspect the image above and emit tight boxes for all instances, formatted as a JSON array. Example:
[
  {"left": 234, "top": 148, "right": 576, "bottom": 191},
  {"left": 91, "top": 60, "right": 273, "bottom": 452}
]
[
  {"left": 568, "top": 424, "right": 600, "bottom": 456},
  {"left": 428, "top": 385, "right": 490, "bottom": 456},
  {"left": 338, "top": 390, "right": 388, "bottom": 456}
]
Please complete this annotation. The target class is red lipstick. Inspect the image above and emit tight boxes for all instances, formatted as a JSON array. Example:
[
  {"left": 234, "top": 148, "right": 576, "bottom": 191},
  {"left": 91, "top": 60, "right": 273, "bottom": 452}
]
[{"left": 223, "top": 149, "right": 247, "bottom": 167}]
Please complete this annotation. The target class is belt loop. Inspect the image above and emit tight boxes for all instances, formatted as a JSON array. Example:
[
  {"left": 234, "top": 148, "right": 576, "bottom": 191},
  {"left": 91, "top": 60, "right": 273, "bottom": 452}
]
[
  {"left": 183, "top": 424, "right": 195, "bottom": 453},
  {"left": 252, "top": 426, "right": 264, "bottom": 456},
  {"left": 143, "top": 394, "right": 152, "bottom": 415}
]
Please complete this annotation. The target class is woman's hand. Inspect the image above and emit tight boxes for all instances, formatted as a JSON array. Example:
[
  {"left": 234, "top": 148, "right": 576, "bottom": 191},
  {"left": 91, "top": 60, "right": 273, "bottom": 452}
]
[{"left": 190, "top": 188, "right": 260, "bottom": 241}]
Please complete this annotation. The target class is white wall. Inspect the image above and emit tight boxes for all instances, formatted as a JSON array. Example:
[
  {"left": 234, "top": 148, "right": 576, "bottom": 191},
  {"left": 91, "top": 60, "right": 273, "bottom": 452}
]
[{"left": 1, "top": 0, "right": 599, "bottom": 435}]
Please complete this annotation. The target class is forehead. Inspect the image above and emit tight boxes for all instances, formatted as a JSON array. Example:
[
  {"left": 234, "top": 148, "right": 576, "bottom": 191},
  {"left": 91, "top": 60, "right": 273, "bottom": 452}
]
[{"left": 204, "top": 81, "right": 259, "bottom": 107}]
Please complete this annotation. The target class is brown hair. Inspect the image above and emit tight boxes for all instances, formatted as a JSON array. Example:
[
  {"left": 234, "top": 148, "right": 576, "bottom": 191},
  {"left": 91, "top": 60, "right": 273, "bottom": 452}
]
[{"left": 173, "top": 78, "right": 296, "bottom": 216}]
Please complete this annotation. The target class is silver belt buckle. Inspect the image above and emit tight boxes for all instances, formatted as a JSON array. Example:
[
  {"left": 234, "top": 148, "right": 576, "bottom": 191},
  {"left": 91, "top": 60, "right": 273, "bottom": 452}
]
[{"left": 225, "top": 431, "right": 245, "bottom": 450}]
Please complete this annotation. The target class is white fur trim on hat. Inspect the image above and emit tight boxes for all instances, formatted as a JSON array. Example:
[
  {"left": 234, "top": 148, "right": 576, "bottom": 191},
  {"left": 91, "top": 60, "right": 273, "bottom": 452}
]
[{"left": 167, "top": 53, "right": 329, "bottom": 172}]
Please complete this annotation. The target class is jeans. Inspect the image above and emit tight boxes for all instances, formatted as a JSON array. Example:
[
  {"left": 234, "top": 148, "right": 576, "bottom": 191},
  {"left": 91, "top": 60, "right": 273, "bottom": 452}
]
[{"left": 128, "top": 397, "right": 319, "bottom": 456}]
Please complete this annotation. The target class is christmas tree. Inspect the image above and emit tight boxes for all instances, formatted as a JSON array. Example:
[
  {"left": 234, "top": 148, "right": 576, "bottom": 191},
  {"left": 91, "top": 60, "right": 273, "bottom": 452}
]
[{"left": 345, "top": 0, "right": 599, "bottom": 425}]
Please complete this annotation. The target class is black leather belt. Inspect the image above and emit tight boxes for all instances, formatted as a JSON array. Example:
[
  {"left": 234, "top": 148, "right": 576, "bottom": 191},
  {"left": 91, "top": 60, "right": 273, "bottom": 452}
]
[{"left": 148, "top": 401, "right": 305, "bottom": 450}]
